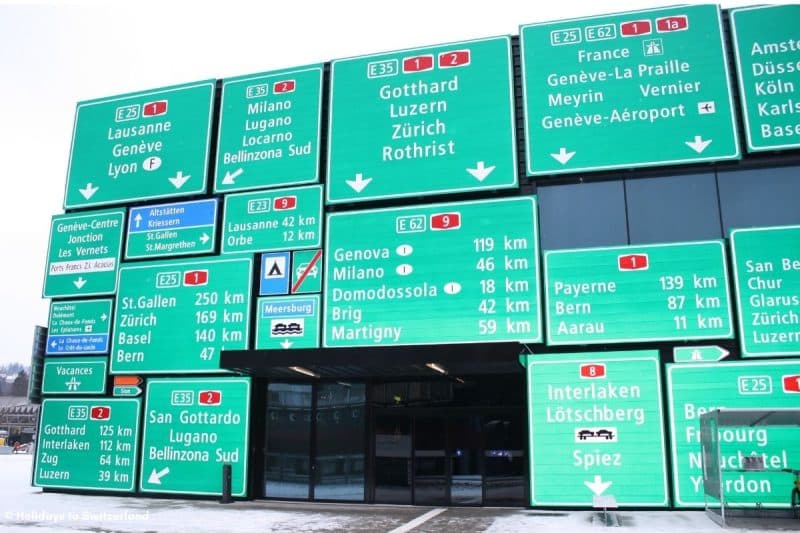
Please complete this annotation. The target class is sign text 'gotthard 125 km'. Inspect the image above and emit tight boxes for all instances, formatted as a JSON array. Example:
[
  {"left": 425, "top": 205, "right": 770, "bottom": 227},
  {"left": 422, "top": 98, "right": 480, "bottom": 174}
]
[
  {"left": 215, "top": 66, "right": 323, "bottom": 192},
  {"left": 731, "top": 225, "right": 800, "bottom": 358},
  {"left": 327, "top": 37, "right": 517, "bottom": 203},
  {"left": 545, "top": 241, "right": 733, "bottom": 345},
  {"left": 46, "top": 299, "right": 113, "bottom": 355},
  {"left": 140, "top": 378, "right": 250, "bottom": 496},
  {"left": 324, "top": 197, "right": 540, "bottom": 346},
  {"left": 64, "top": 81, "right": 215, "bottom": 208},
  {"left": 668, "top": 360, "right": 800, "bottom": 507},
  {"left": 520, "top": 4, "right": 739, "bottom": 175},
  {"left": 34, "top": 399, "right": 140, "bottom": 492},
  {"left": 525, "top": 350, "right": 668, "bottom": 506},
  {"left": 731, "top": 5, "right": 800, "bottom": 152},
  {"left": 111, "top": 257, "right": 251, "bottom": 374},
  {"left": 43, "top": 210, "right": 125, "bottom": 298},
  {"left": 126, "top": 199, "right": 217, "bottom": 259}
]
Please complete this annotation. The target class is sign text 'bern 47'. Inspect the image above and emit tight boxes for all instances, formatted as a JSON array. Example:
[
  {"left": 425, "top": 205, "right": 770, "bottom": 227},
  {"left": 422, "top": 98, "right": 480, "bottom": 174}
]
[
  {"left": 327, "top": 36, "right": 517, "bottom": 203},
  {"left": 46, "top": 299, "right": 113, "bottom": 355},
  {"left": 43, "top": 210, "right": 125, "bottom": 298},
  {"left": 215, "top": 66, "right": 323, "bottom": 192},
  {"left": 520, "top": 4, "right": 739, "bottom": 175},
  {"left": 667, "top": 360, "right": 800, "bottom": 507},
  {"left": 324, "top": 197, "right": 541, "bottom": 346},
  {"left": 141, "top": 378, "right": 250, "bottom": 496},
  {"left": 111, "top": 257, "right": 251, "bottom": 374},
  {"left": 545, "top": 241, "right": 733, "bottom": 344},
  {"left": 731, "top": 5, "right": 800, "bottom": 152},
  {"left": 34, "top": 399, "right": 140, "bottom": 492},
  {"left": 64, "top": 81, "right": 215, "bottom": 208},
  {"left": 525, "top": 350, "right": 668, "bottom": 506},
  {"left": 126, "top": 199, "right": 217, "bottom": 259},
  {"left": 730, "top": 225, "right": 800, "bottom": 358}
]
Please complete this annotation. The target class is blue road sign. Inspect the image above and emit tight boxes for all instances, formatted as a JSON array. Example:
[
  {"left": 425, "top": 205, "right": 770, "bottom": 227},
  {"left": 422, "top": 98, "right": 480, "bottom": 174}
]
[
  {"left": 128, "top": 198, "right": 217, "bottom": 232},
  {"left": 126, "top": 199, "right": 218, "bottom": 259},
  {"left": 46, "top": 334, "right": 109, "bottom": 355},
  {"left": 260, "top": 252, "right": 291, "bottom": 295},
  {"left": 260, "top": 297, "right": 317, "bottom": 319}
]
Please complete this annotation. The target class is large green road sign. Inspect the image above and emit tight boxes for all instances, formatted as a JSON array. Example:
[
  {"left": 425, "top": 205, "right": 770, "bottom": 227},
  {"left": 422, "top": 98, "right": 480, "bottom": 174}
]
[
  {"left": 42, "top": 357, "right": 107, "bottom": 394},
  {"left": 327, "top": 36, "right": 517, "bottom": 203},
  {"left": 525, "top": 350, "right": 668, "bottom": 506},
  {"left": 43, "top": 209, "right": 125, "bottom": 298},
  {"left": 140, "top": 378, "right": 250, "bottom": 496},
  {"left": 520, "top": 4, "right": 739, "bottom": 175},
  {"left": 222, "top": 185, "right": 322, "bottom": 254},
  {"left": 324, "top": 197, "right": 541, "bottom": 346},
  {"left": 46, "top": 299, "right": 113, "bottom": 355},
  {"left": 256, "top": 295, "right": 320, "bottom": 349},
  {"left": 545, "top": 241, "right": 733, "bottom": 345},
  {"left": 64, "top": 81, "right": 215, "bottom": 208},
  {"left": 667, "top": 360, "right": 800, "bottom": 507},
  {"left": 215, "top": 66, "right": 323, "bottom": 192},
  {"left": 34, "top": 398, "right": 140, "bottom": 492},
  {"left": 111, "top": 257, "right": 252, "bottom": 374},
  {"left": 731, "top": 5, "right": 800, "bottom": 152},
  {"left": 731, "top": 225, "right": 800, "bottom": 357}
]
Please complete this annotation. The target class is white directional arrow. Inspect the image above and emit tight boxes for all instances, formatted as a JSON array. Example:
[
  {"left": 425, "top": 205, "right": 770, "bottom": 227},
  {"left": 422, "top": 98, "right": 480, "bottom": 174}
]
[
  {"left": 50, "top": 340, "right": 57, "bottom": 348},
  {"left": 345, "top": 173, "right": 372, "bottom": 193},
  {"left": 685, "top": 135, "right": 712, "bottom": 154},
  {"left": 134, "top": 213, "right": 142, "bottom": 228},
  {"left": 73, "top": 277, "right": 87, "bottom": 289},
  {"left": 221, "top": 168, "right": 243, "bottom": 185},
  {"left": 551, "top": 147, "right": 576, "bottom": 165},
  {"left": 584, "top": 475, "right": 612, "bottom": 495},
  {"left": 199, "top": 233, "right": 210, "bottom": 245},
  {"left": 466, "top": 161, "right": 495, "bottom": 182},
  {"left": 79, "top": 183, "right": 99, "bottom": 200},
  {"left": 280, "top": 339, "right": 293, "bottom": 349},
  {"left": 168, "top": 171, "right": 191, "bottom": 189},
  {"left": 100, "top": 314, "right": 108, "bottom": 321},
  {"left": 148, "top": 467, "right": 170, "bottom": 485}
]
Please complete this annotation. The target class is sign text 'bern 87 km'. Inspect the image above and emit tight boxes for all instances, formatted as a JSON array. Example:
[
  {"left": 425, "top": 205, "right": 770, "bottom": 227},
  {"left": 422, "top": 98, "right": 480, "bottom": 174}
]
[
  {"left": 521, "top": 4, "right": 739, "bottom": 175},
  {"left": 327, "top": 36, "right": 517, "bottom": 203}
]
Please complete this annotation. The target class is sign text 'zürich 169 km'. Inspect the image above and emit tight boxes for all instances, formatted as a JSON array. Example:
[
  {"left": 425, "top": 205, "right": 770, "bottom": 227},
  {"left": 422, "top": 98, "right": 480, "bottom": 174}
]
[
  {"left": 525, "top": 350, "right": 668, "bottom": 507},
  {"left": 326, "top": 36, "right": 517, "bottom": 203},
  {"left": 111, "top": 257, "right": 251, "bottom": 374},
  {"left": 64, "top": 81, "right": 215, "bottom": 208},
  {"left": 43, "top": 209, "right": 125, "bottom": 298},
  {"left": 34, "top": 399, "right": 141, "bottom": 492},
  {"left": 140, "top": 378, "right": 250, "bottom": 496},
  {"left": 46, "top": 299, "right": 113, "bottom": 355},
  {"left": 731, "top": 5, "right": 800, "bottom": 152},
  {"left": 215, "top": 66, "right": 323, "bottom": 192},
  {"left": 520, "top": 4, "right": 739, "bottom": 175},
  {"left": 544, "top": 241, "right": 733, "bottom": 345},
  {"left": 324, "top": 197, "right": 541, "bottom": 346},
  {"left": 730, "top": 225, "right": 800, "bottom": 358}
]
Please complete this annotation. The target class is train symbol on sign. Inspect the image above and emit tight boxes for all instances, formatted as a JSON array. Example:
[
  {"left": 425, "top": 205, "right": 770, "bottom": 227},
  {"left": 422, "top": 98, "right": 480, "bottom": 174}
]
[
  {"left": 90, "top": 406, "right": 111, "bottom": 420},
  {"left": 199, "top": 390, "right": 222, "bottom": 405},
  {"left": 580, "top": 364, "right": 606, "bottom": 379},
  {"left": 618, "top": 254, "right": 648, "bottom": 271}
]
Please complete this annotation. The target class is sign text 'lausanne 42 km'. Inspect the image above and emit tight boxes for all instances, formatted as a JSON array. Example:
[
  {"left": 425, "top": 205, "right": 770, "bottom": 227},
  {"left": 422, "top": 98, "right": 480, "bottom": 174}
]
[
  {"left": 521, "top": 4, "right": 739, "bottom": 175},
  {"left": 324, "top": 197, "right": 540, "bottom": 346},
  {"left": 327, "top": 37, "right": 517, "bottom": 203},
  {"left": 64, "top": 81, "right": 215, "bottom": 208}
]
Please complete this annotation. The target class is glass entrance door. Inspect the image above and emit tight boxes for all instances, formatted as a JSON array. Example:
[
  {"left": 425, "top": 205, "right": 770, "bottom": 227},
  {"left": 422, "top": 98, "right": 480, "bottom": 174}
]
[
  {"left": 414, "top": 417, "right": 447, "bottom": 505},
  {"left": 450, "top": 415, "right": 483, "bottom": 505}
]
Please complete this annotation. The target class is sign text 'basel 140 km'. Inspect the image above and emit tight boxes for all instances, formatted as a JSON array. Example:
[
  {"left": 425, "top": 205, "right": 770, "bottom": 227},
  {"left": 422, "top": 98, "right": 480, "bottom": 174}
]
[
  {"left": 111, "top": 257, "right": 252, "bottom": 374},
  {"left": 64, "top": 81, "right": 215, "bottom": 208},
  {"left": 525, "top": 350, "right": 668, "bottom": 506},
  {"left": 324, "top": 197, "right": 541, "bottom": 346},
  {"left": 521, "top": 4, "right": 739, "bottom": 175},
  {"left": 326, "top": 36, "right": 517, "bottom": 203}
]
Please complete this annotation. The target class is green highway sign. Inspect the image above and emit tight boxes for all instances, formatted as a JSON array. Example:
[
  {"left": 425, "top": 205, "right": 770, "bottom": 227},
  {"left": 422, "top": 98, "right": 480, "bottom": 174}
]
[
  {"left": 667, "top": 360, "right": 800, "bottom": 507},
  {"left": 730, "top": 225, "right": 800, "bottom": 357},
  {"left": 520, "top": 4, "right": 739, "bottom": 175},
  {"left": 215, "top": 66, "right": 323, "bottom": 192},
  {"left": 126, "top": 199, "right": 217, "bottom": 259},
  {"left": 673, "top": 345, "right": 729, "bottom": 363},
  {"left": 323, "top": 196, "right": 541, "bottom": 346},
  {"left": 291, "top": 249, "right": 323, "bottom": 294},
  {"left": 64, "top": 81, "right": 215, "bottom": 208},
  {"left": 34, "top": 398, "right": 141, "bottom": 492},
  {"left": 731, "top": 5, "right": 800, "bottom": 152},
  {"left": 111, "top": 256, "right": 252, "bottom": 374},
  {"left": 222, "top": 185, "right": 322, "bottom": 254},
  {"left": 42, "top": 357, "right": 107, "bottom": 395},
  {"left": 46, "top": 299, "right": 113, "bottom": 355},
  {"left": 327, "top": 36, "right": 517, "bottom": 203},
  {"left": 43, "top": 209, "right": 125, "bottom": 298},
  {"left": 113, "top": 385, "right": 142, "bottom": 397},
  {"left": 256, "top": 295, "right": 320, "bottom": 349},
  {"left": 525, "top": 350, "right": 668, "bottom": 506},
  {"left": 544, "top": 241, "right": 733, "bottom": 345},
  {"left": 140, "top": 377, "right": 250, "bottom": 496}
]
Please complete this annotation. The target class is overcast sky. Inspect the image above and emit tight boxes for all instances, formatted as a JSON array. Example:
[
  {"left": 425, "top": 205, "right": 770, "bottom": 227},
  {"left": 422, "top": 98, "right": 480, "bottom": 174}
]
[{"left": 0, "top": 0, "right": 774, "bottom": 366}]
